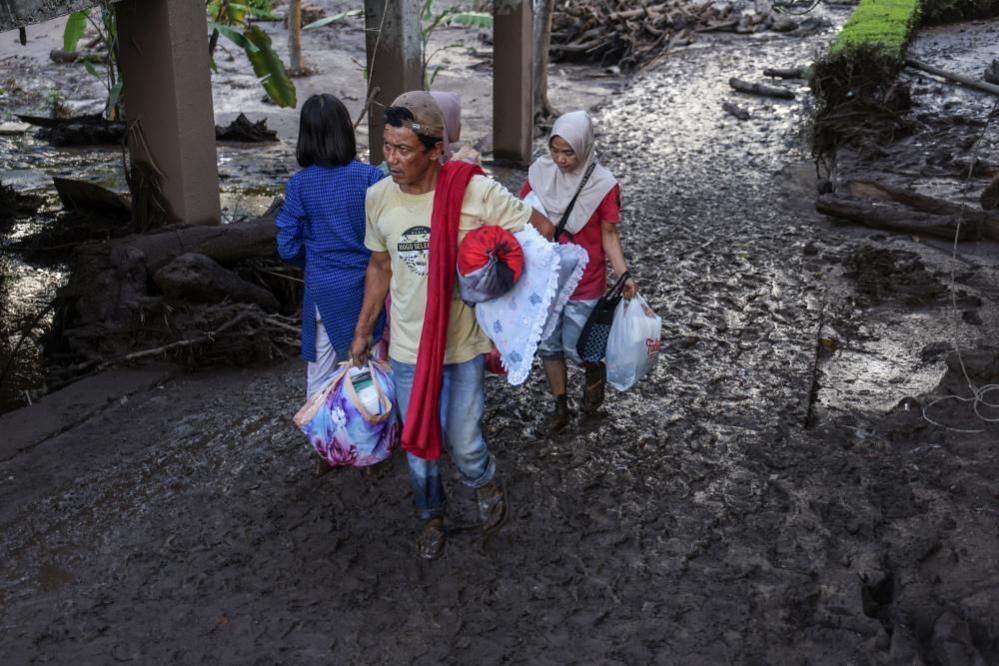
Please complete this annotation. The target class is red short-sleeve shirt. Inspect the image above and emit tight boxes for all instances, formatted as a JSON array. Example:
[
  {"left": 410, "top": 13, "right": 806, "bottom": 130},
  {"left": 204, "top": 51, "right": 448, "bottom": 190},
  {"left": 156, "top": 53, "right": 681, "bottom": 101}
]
[{"left": 519, "top": 181, "right": 621, "bottom": 300}]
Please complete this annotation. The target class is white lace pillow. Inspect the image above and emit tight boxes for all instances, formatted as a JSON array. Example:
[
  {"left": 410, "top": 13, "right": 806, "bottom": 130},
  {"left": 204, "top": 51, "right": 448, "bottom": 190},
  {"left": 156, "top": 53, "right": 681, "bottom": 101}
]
[{"left": 475, "top": 224, "right": 560, "bottom": 385}]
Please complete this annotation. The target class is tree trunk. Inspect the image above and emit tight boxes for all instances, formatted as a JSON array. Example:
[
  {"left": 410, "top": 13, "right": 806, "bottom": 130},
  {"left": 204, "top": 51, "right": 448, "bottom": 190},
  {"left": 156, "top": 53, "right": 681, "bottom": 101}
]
[
  {"left": 108, "top": 209, "right": 279, "bottom": 274},
  {"left": 816, "top": 193, "right": 999, "bottom": 241},
  {"left": 816, "top": 195, "right": 972, "bottom": 240},
  {"left": 532, "top": 0, "right": 557, "bottom": 123},
  {"left": 288, "top": 0, "right": 305, "bottom": 75}
]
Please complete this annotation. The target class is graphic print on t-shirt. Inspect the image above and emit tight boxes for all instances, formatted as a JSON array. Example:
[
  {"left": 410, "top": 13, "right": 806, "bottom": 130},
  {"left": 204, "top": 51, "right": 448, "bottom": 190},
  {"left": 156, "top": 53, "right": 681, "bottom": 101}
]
[{"left": 396, "top": 225, "right": 431, "bottom": 276}]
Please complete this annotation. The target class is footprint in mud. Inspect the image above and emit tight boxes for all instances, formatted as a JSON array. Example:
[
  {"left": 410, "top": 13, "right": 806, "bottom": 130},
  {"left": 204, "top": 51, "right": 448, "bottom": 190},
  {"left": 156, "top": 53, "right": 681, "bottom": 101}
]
[{"left": 718, "top": 469, "right": 763, "bottom": 514}]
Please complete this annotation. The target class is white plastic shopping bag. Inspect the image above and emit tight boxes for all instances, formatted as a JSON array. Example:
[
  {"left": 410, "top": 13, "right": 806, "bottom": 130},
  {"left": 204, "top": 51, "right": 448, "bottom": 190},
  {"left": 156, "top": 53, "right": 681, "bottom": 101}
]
[{"left": 606, "top": 295, "right": 662, "bottom": 391}]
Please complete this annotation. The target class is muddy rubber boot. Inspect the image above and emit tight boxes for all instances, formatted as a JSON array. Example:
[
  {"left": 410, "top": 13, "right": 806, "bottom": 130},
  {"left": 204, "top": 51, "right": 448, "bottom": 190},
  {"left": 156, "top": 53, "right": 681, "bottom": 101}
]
[
  {"left": 476, "top": 479, "right": 507, "bottom": 536},
  {"left": 545, "top": 395, "right": 571, "bottom": 435},
  {"left": 417, "top": 517, "right": 446, "bottom": 560},
  {"left": 581, "top": 362, "right": 606, "bottom": 415}
]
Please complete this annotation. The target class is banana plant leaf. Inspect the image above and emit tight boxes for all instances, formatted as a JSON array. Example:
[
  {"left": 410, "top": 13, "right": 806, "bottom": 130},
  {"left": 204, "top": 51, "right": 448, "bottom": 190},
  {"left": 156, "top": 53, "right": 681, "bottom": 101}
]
[
  {"left": 210, "top": 21, "right": 259, "bottom": 53},
  {"left": 242, "top": 25, "right": 296, "bottom": 108},
  {"left": 446, "top": 11, "right": 493, "bottom": 28},
  {"left": 63, "top": 11, "right": 89, "bottom": 53}
]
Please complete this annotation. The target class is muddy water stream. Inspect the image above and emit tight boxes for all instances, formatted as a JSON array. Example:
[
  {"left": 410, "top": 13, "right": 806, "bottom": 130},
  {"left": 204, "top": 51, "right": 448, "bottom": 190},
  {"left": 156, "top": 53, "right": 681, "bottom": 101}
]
[{"left": 2, "top": 7, "right": 999, "bottom": 664}]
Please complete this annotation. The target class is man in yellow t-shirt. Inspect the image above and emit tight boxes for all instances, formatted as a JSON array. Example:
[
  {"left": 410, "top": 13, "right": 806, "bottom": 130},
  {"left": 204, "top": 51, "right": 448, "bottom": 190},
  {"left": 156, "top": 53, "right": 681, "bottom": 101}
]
[{"left": 350, "top": 92, "right": 554, "bottom": 560}]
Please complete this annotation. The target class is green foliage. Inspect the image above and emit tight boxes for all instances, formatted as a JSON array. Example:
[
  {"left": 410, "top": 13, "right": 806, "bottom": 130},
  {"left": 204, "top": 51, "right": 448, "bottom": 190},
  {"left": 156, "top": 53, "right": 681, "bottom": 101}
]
[
  {"left": 208, "top": 0, "right": 295, "bottom": 105},
  {"left": 46, "top": 88, "right": 68, "bottom": 118},
  {"left": 243, "top": 25, "right": 297, "bottom": 107},
  {"left": 243, "top": 0, "right": 277, "bottom": 20},
  {"left": 207, "top": 0, "right": 278, "bottom": 24},
  {"left": 420, "top": 1, "right": 489, "bottom": 89},
  {"left": 444, "top": 11, "right": 493, "bottom": 28},
  {"left": 63, "top": 11, "right": 89, "bottom": 53},
  {"left": 60, "top": 4, "right": 123, "bottom": 120},
  {"left": 829, "top": 0, "right": 920, "bottom": 59},
  {"left": 208, "top": 21, "right": 259, "bottom": 52}
]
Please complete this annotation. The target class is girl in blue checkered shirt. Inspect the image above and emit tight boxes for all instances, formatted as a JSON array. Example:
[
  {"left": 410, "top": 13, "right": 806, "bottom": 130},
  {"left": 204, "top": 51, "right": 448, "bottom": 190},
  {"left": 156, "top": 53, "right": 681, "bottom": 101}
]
[{"left": 276, "top": 94, "right": 386, "bottom": 397}]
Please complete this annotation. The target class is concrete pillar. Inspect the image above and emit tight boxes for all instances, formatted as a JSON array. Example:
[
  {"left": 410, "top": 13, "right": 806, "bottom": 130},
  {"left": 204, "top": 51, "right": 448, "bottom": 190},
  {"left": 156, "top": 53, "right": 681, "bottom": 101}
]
[
  {"left": 363, "top": 0, "right": 422, "bottom": 165},
  {"left": 117, "top": 0, "right": 221, "bottom": 225},
  {"left": 493, "top": 0, "right": 533, "bottom": 164}
]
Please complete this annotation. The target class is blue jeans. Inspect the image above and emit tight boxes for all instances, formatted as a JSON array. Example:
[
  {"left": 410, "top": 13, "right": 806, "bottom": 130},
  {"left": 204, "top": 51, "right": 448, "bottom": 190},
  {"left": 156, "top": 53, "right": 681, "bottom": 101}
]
[{"left": 390, "top": 354, "right": 496, "bottom": 520}]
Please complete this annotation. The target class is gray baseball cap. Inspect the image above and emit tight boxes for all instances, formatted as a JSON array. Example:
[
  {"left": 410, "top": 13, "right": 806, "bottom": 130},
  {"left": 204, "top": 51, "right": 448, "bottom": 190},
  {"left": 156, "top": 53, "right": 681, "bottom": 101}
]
[{"left": 390, "top": 91, "right": 445, "bottom": 140}]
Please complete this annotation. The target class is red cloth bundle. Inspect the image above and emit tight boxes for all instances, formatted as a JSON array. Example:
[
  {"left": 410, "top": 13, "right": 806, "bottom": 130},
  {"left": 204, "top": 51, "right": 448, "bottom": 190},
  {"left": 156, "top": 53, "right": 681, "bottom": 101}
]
[{"left": 456, "top": 225, "right": 525, "bottom": 304}]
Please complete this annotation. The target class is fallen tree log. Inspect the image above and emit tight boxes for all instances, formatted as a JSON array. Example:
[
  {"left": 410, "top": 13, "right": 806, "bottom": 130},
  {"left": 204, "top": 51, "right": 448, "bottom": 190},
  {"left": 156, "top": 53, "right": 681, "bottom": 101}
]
[
  {"left": 817, "top": 192, "right": 999, "bottom": 241},
  {"left": 109, "top": 208, "right": 279, "bottom": 273},
  {"left": 817, "top": 195, "right": 972, "bottom": 239},
  {"left": 847, "top": 179, "right": 971, "bottom": 216},
  {"left": 49, "top": 48, "right": 105, "bottom": 64},
  {"left": 722, "top": 101, "right": 750, "bottom": 120},
  {"left": 847, "top": 179, "right": 999, "bottom": 234},
  {"left": 763, "top": 67, "right": 807, "bottom": 79},
  {"left": 729, "top": 77, "right": 795, "bottom": 99},
  {"left": 906, "top": 59, "right": 999, "bottom": 97}
]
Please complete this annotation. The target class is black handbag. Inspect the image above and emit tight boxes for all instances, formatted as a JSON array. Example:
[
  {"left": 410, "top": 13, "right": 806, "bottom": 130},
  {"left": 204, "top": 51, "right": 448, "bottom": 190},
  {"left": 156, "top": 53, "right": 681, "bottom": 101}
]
[{"left": 576, "top": 271, "right": 630, "bottom": 363}]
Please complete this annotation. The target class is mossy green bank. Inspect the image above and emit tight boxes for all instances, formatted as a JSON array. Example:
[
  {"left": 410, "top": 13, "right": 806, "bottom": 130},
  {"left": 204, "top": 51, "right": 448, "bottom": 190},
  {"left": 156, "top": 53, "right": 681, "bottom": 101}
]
[{"left": 830, "top": 0, "right": 921, "bottom": 59}]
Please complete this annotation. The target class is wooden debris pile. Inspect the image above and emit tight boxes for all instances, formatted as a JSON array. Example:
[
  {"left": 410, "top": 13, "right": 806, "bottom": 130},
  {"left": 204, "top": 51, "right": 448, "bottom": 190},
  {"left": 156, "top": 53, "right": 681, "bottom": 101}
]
[
  {"left": 550, "top": 0, "right": 801, "bottom": 70},
  {"left": 39, "top": 201, "right": 304, "bottom": 388}
]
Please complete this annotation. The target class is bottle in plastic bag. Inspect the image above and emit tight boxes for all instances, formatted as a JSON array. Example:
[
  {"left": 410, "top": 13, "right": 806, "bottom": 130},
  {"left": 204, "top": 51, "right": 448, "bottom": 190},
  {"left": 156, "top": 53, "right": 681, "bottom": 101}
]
[{"left": 348, "top": 367, "right": 383, "bottom": 416}]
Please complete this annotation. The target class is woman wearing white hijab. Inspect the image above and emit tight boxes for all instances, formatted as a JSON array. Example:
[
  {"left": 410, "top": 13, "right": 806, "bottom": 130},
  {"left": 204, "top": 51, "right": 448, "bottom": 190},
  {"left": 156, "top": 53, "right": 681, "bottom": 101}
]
[{"left": 520, "top": 110, "right": 637, "bottom": 433}]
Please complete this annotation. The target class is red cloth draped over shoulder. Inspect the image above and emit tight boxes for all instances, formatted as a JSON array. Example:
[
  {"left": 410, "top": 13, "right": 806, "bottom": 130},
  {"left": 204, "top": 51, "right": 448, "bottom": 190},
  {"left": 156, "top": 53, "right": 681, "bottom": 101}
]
[{"left": 402, "top": 160, "right": 485, "bottom": 461}]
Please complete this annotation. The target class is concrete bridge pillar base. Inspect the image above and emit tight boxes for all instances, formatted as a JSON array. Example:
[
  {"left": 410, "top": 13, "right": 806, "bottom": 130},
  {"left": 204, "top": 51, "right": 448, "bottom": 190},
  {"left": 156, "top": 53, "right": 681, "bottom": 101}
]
[
  {"left": 117, "top": 0, "right": 221, "bottom": 225},
  {"left": 493, "top": 0, "right": 534, "bottom": 164}
]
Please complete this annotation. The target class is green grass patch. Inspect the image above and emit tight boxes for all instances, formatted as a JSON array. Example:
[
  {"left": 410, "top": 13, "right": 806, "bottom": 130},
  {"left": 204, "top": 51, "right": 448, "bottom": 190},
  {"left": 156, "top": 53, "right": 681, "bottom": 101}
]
[{"left": 830, "top": 0, "right": 921, "bottom": 59}]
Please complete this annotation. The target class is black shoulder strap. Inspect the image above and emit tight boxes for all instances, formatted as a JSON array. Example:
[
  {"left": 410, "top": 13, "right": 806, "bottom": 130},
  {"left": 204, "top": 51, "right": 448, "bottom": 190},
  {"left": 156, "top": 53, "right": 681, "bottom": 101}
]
[{"left": 554, "top": 162, "right": 597, "bottom": 240}]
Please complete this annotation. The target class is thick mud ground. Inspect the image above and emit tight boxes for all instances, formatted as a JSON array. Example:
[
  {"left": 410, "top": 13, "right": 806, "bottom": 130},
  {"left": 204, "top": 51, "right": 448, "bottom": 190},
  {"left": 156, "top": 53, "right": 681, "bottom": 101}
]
[{"left": 2, "top": 12, "right": 999, "bottom": 666}]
